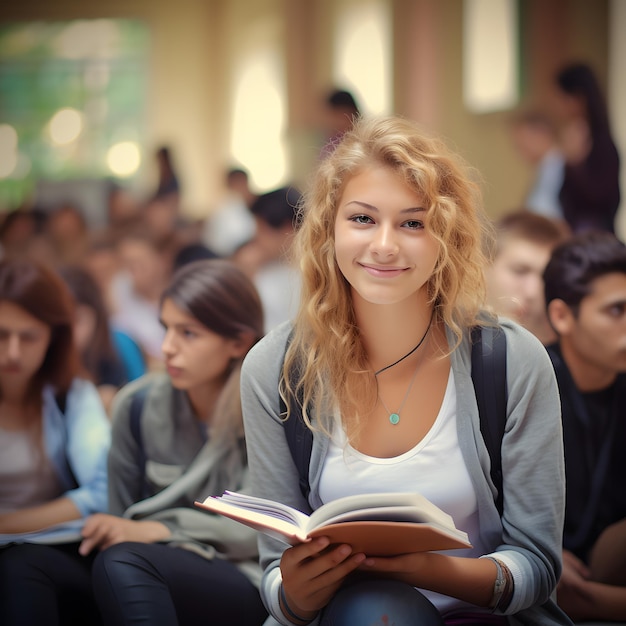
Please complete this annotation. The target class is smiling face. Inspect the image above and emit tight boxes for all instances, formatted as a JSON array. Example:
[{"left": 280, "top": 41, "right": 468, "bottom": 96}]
[
  {"left": 0, "top": 301, "right": 51, "bottom": 393},
  {"left": 160, "top": 298, "right": 246, "bottom": 394},
  {"left": 333, "top": 166, "right": 440, "bottom": 309}
]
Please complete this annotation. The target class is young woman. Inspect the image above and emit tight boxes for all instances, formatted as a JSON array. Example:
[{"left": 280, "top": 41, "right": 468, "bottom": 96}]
[
  {"left": 241, "top": 116, "right": 573, "bottom": 625},
  {"left": 83, "top": 258, "right": 268, "bottom": 626},
  {"left": 0, "top": 258, "right": 111, "bottom": 626}
]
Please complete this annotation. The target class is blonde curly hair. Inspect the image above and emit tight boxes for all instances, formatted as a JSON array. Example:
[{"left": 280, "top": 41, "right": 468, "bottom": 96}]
[{"left": 283, "top": 115, "right": 493, "bottom": 431}]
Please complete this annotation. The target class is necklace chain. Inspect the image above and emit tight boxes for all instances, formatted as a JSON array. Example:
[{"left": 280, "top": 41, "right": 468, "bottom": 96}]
[
  {"left": 375, "top": 312, "right": 434, "bottom": 426},
  {"left": 374, "top": 309, "right": 435, "bottom": 376}
]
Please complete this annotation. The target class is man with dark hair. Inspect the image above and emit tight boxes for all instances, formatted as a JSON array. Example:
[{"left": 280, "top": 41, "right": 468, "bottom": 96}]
[
  {"left": 485, "top": 209, "right": 570, "bottom": 344},
  {"left": 543, "top": 230, "right": 626, "bottom": 623}
]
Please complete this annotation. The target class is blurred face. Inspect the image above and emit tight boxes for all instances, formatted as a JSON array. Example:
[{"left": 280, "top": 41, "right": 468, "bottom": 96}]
[
  {"left": 0, "top": 301, "right": 51, "bottom": 389},
  {"left": 485, "top": 238, "right": 552, "bottom": 330},
  {"left": 558, "top": 273, "right": 626, "bottom": 377},
  {"left": 160, "top": 298, "right": 245, "bottom": 392},
  {"left": 118, "top": 239, "right": 169, "bottom": 299},
  {"left": 334, "top": 166, "right": 440, "bottom": 308},
  {"left": 73, "top": 304, "right": 96, "bottom": 352}
]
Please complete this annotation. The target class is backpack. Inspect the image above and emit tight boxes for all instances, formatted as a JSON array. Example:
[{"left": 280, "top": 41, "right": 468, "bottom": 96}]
[{"left": 281, "top": 325, "right": 508, "bottom": 515}]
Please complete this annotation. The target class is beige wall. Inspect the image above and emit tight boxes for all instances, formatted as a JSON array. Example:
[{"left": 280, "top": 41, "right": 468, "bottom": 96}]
[{"left": 1, "top": 0, "right": 619, "bottom": 223}]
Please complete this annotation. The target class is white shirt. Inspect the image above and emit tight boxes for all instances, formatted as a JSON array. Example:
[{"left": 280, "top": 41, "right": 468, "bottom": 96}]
[{"left": 319, "top": 370, "right": 488, "bottom": 615}]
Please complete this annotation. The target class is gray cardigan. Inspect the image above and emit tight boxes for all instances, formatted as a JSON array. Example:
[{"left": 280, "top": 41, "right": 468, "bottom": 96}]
[
  {"left": 241, "top": 319, "right": 572, "bottom": 625},
  {"left": 108, "top": 372, "right": 262, "bottom": 587}
]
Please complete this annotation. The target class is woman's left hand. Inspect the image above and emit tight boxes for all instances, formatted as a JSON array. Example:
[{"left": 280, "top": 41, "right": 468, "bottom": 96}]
[{"left": 79, "top": 513, "right": 171, "bottom": 556}]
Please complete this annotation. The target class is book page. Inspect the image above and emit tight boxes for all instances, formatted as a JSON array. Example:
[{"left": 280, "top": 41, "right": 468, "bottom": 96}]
[
  {"left": 307, "top": 492, "right": 455, "bottom": 532},
  {"left": 217, "top": 491, "right": 310, "bottom": 527}
]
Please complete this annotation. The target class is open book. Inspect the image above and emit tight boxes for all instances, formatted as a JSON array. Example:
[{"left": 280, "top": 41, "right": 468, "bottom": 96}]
[{"left": 195, "top": 491, "right": 471, "bottom": 556}]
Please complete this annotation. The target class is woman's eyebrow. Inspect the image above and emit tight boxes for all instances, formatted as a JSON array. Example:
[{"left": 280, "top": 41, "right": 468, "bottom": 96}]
[{"left": 345, "top": 200, "right": 426, "bottom": 214}]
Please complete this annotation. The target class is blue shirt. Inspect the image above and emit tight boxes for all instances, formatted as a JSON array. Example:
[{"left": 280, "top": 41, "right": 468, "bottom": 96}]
[{"left": 41, "top": 378, "right": 111, "bottom": 517}]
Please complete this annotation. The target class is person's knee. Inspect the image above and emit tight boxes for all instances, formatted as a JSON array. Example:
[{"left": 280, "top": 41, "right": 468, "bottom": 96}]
[
  {"left": 92, "top": 542, "right": 144, "bottom": 590},
  {"left": 322, "top": 579, "right": 443, "bottom": 626}
]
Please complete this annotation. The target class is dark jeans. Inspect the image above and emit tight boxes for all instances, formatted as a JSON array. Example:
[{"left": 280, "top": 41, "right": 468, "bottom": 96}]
[
  {"left": 92, "top": 541, "right": 267, "bottom": 626},
  {"left": 0, "top": 542, "right": 101, "bottom": 626},
  {"left": 319, "top": 579, "right": 509, "bottom": 626},
  {"left": 320, "top": 579, "right": 445, "bottom": 626}
]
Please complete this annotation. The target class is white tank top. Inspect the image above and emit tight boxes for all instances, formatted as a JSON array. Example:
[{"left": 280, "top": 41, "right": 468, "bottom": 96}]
[
  {"left": 0, "top": 426, "right": 63, "bottom": 514},
  {"left": 319, "top": 370, "right": 488, "bottom": 614}
]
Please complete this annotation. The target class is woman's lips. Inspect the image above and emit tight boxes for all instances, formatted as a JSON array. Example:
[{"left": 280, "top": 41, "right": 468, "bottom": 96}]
[{"left": 359, "top": 263, "right": 407, "bottom": 278}]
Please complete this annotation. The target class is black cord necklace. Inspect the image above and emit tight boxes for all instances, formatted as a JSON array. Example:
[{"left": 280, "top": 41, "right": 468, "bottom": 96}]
[{"left": 374, "top": 309, "right": 435, "bottom": 377}]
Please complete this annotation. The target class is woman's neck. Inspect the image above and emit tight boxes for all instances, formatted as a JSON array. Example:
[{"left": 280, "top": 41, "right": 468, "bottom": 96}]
[
  {"left": 0, "top": 392, "right": 40, "bottom": 431},
  {"left": 186, "top": 378, "right": 226, "bottom": 424},
  {"left": 353, "top": 293, "right": 436, "bottom": 373}
]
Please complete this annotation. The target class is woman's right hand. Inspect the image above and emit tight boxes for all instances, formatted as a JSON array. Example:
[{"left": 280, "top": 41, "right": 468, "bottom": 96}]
[{"left": 280, "top": 536, "right": 366, "bottom": 620}]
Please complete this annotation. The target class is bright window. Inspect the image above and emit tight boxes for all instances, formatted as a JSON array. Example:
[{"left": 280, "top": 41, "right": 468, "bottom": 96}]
[{"left": 0, "top": 19, "right": 149, "bottom": 209}]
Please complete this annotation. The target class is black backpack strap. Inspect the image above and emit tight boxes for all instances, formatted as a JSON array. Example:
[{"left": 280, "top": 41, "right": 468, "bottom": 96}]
[
  {"left": 471, "top": 325, "right": 508, "bottom": 516},
  {"left": 280, "top": 331, "right": 313, "bottom": 500},
  {"left": 129, "top": 385, "right": 149, "bottom": 498}
]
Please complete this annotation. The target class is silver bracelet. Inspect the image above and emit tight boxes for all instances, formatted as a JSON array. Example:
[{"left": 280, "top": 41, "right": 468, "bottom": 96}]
[{"left": 484, "top": 556, "right": 507, "bottom": 610}]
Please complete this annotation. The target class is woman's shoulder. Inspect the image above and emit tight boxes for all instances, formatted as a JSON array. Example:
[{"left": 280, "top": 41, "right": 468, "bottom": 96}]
[
  {"left": 495, "top": 317, "right": 552, "bottom": 361},
  {"left": 242, "top": 321, "right": 292, "bottom": 374},
  {"left": 109, "top": 372, "right": 170, "bottom": 418}
]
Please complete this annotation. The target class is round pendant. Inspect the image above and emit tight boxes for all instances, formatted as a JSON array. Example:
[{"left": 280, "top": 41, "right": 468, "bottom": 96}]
[{"left": 389, "top": 413, "right": 400, "bottom": 425}]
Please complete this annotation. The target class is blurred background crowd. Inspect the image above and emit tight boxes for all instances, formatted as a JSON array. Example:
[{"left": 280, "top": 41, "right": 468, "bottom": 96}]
[{"left": 0, "top": 0, "right": 623, "bottom": 405}]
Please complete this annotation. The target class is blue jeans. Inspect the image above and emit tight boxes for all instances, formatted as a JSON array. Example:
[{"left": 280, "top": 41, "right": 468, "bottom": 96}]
[{"left": 320, "top": 579, "right": 445, "bottom": 626}]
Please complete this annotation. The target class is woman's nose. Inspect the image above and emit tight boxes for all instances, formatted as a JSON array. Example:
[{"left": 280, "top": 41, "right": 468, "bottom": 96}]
[
  {"left": 161, "top": 329, "right": 176, "bottom": 356},
  {"left": 371, "top": 224, "right": 399, "bottom": 256},
  {"left": 7, "top": 334, "right": 20, "bottom": 360}
]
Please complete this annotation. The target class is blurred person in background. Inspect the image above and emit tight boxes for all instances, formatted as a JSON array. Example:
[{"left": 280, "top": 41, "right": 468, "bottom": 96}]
[
  {"left": 0, "top": 258, "right": 110, "bottom": 626},
  {"left": 233, "top": 185, "right": 302, "bottom": 333},
  {"left": 59, "top": 264, "right": 146, "bottom": 414},
  {"left": 543, "top": 231, "right": 626, "bottom": 624},
  {"left": 203, "top": 167, "right": 257, "bottom": 257},
  {"left": 153, "top": 145, "right": 181, "bottom": 206},
  {"left": 82, "top": 259, "right": 267, "bottom": 626},
  {"left": 319, "top": 88, "right": 361, "bottom": 160},
  {"left": 45, "top": 203, "right": 90, "bottom": 266},
  {"left": 509, "top": 109, "right": 565, "bottom": 221},
  {"left": 553, "top": 62, "right": 620, "bottom": 234},
  {"left": 110, "top": 228, "right": 175, "bottom": 369},
  {"left": 485, "top": 210, "right": 570, "bottom": 345}
]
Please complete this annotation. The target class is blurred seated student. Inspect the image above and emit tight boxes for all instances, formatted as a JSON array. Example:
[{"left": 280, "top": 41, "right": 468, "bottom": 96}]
[
  {"left": 173, "top": 242, "right": 219, "bottom": 272},
  {"left": 232, "top": 185, "right": 302, "bottom": 333},
  {"left": 203, "top": 167, "right": 258, "bottom": 257},
  {"left": 485, "top": 209, "right": 570, "bottom": 345},
  {"left": 543, "top": 231, "right": 626, "bottom": 624},
  {"left": 81, "top": 259, "right": 267, "bottom": 626},
  {"left": 319, "top": 88, "right": 361, "bottom": 159},
  {"left": 45, "top": 203, "right": 90, "bottom": 265},
  {"left": 509, "top": 109, "right": 566, "bottom": 221},
  {"left": 110, "top": 227, "right": 177, "bottom": 370},
  {"left": 0, "top": 258, "right": 110, "bottom": 626},
  {"left": 153, "top": 145, "right": 181, "bottom": 205},
  {"left": 59, "top": 265, "right": 146, "bottom": 414},
  {"left": 0, "top": 208, "right": 43, "bottom": 260}
]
